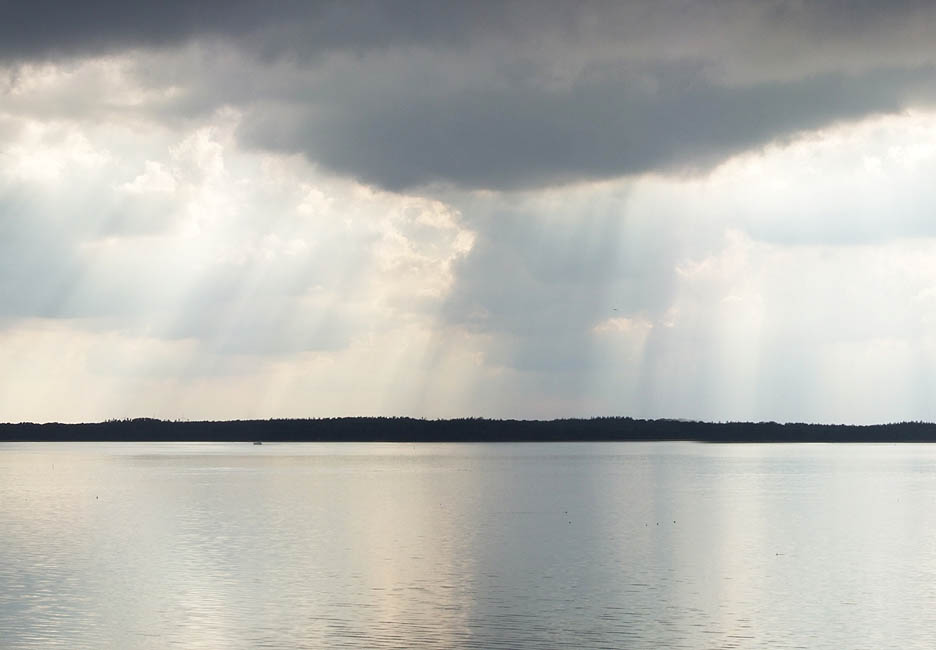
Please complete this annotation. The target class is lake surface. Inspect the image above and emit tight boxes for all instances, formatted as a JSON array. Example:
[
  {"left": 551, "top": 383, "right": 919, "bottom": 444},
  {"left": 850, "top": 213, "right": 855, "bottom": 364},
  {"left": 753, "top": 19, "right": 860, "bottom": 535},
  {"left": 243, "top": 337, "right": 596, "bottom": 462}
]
[{"left": 2, "top": 442, "right": 936, "bottom": 649}]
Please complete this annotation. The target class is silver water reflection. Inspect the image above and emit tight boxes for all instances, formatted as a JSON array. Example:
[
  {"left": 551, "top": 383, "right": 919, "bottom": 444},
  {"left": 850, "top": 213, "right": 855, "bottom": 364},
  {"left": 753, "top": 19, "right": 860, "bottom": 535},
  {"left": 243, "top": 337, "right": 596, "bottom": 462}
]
[{"left": 2, "top": 442, "right": 936, "bottom": 649}]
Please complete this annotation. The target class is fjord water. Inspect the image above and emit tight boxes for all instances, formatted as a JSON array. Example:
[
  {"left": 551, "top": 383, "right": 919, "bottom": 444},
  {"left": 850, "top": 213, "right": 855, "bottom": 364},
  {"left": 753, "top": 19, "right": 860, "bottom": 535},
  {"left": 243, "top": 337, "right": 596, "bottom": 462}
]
[{"left": 2, "top": 443, "right": 935, "bottom": 649}]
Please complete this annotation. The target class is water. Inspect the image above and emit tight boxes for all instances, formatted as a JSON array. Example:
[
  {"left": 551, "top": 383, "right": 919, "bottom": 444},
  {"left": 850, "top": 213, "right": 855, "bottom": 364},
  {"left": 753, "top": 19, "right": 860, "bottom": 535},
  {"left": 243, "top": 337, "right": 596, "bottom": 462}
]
[{"left": 2, "top": 442, "right": 936, "bottom": 649}]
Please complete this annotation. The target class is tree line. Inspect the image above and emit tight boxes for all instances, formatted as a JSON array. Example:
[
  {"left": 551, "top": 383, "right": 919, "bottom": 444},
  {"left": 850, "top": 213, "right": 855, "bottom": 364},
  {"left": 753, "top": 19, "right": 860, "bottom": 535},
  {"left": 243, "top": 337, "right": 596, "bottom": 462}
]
[{"left": 2, "top": 417, "right": 936, "bottom": 442}]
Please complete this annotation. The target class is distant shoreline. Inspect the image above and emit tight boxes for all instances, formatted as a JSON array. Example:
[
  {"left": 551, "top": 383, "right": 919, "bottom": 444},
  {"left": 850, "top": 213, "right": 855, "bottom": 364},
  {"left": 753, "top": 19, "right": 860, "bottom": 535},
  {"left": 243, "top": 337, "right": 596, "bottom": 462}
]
[{"left": 2, "top": 417, "right": 935, "bottom": 443}]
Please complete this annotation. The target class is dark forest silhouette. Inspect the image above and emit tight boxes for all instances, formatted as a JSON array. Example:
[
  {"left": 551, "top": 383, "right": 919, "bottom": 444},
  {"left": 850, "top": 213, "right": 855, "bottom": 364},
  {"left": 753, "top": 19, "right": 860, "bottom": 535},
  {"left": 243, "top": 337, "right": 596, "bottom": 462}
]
[{"left": 3, "top": 417, "right": 936, "bottom": 442}]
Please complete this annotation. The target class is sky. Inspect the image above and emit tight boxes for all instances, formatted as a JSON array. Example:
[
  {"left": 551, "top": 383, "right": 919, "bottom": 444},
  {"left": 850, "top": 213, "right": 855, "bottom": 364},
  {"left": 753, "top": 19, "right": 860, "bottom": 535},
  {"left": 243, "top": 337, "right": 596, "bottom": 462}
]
[{"left": 3, "top": 1, "right": 936, "bottom": 424}]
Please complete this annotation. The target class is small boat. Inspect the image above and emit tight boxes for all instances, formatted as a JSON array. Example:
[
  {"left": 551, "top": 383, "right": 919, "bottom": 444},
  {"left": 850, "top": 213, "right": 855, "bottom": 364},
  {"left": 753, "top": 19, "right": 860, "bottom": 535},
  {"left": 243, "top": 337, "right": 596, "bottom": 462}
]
[{"left": 253, "top": 441, "right": 263, "bottom": 445}]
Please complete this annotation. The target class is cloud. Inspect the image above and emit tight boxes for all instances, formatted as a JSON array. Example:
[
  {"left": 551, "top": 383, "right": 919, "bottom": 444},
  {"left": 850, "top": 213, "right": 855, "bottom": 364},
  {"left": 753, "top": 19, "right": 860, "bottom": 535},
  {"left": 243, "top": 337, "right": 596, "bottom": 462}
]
[
  {"left": 238, "top": 60, "right": 934, "bottom": 191},
  {"left": 639, "top": 110, "right": 936, "bottom": 246},
  {"left": 0, "top": 1, "right": 534, "bottom": 64},
  {"left": 6, "top": 3, "right": 936, "bottom": 190},
  {"left": 5, "top": 2, "right": 936, "bottom": 71},
  {"left": 0, "top": 107, "right": 473, "bottom": 358}
]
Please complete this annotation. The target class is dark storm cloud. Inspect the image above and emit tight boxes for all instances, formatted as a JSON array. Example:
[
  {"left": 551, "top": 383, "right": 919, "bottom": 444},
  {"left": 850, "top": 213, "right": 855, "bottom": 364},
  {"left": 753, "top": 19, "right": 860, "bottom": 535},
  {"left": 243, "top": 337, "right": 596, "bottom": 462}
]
[
  {"left": 0, "top": 0, "right": 244, "bottom": 60},
  {"left": 239, "top": 64, "right": 934, "bottom": 191},
  {"left": 0, "top": 1, "right": 499, "bottom": 61},
  {"left": 4, "top": 1, "right": 932, "bottom": 62},
  {"left": 6, "top": 1, "right": 936, "bottom": 189}
]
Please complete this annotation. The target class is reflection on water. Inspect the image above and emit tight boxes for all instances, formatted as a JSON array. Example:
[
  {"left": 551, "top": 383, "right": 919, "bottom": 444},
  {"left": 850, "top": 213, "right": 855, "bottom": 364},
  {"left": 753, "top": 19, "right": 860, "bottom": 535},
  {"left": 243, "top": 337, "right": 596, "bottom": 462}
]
[{"left": 2, "top": 442, "right": 936, "bottom": 649}]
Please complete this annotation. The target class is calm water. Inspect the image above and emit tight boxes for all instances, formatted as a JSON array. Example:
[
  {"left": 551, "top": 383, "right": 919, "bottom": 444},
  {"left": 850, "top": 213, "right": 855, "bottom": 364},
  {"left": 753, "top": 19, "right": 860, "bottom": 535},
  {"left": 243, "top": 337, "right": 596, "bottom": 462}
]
[{"left": 2, "top": 442, "right": 936, "bottom": 649}]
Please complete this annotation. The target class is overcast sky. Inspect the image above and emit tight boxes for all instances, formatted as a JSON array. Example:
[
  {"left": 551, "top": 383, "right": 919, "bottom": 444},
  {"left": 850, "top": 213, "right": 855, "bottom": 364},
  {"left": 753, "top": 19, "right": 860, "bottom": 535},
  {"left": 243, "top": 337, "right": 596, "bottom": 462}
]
[{"left": 3, "top": 1, "right": 936, "bottom": 423}]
